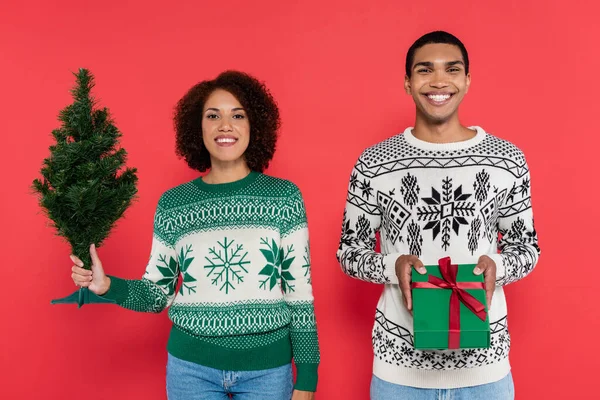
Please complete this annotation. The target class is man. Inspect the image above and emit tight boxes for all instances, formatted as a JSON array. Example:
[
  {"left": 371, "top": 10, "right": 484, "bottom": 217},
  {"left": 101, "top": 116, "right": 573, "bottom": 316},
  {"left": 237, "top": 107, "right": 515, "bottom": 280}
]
[{"left": 337, "top": 31, "right": 539, "bottom": 399}]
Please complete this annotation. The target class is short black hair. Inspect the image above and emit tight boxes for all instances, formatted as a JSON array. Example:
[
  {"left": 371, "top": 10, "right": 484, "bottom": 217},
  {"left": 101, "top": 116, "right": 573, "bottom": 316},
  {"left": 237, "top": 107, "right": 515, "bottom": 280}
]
[
  {"left": 174, "top": 70, "right": 280, "bottom": 173},
  {"left": 405, "top": 31, "right": 469, "bottom": 77}
]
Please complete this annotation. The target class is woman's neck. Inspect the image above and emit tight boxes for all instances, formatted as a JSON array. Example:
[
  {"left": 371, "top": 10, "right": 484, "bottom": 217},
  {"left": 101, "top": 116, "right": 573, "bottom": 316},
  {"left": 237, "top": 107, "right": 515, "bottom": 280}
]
[{"left": 202, "top": 160, "right": 252, "bottom": 184}]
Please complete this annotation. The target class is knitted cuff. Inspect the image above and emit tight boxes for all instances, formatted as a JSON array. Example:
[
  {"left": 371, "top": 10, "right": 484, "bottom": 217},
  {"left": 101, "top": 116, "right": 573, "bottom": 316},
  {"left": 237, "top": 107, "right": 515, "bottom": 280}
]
[
  {"left": 294, "top": 363, "right": 319, "bottom": 392},
  {"left": 101, "top": 276, "right": 129, "bottom": 305},
  {"left": 488, "top": 253, "right": 506, "bottom": 282},
  {"left": 383, "top": 253, "right": 402, "bottom": 285}
]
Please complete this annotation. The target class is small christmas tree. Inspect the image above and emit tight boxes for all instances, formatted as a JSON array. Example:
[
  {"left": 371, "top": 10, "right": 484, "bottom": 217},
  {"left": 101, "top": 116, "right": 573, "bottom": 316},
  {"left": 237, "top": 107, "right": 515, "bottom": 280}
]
[{"left": 33, "top": 68, "right": 138, "bottom": 307}]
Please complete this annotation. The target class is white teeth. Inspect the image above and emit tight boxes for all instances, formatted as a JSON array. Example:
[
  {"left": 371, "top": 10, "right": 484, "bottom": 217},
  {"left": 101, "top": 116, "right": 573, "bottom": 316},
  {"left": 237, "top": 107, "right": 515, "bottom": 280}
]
[
  {"left": 216, "top": 138, "right": 236, "bottom": 143},
  {"left": 428, "top": 94, "right": 451, "bottom": 102}
]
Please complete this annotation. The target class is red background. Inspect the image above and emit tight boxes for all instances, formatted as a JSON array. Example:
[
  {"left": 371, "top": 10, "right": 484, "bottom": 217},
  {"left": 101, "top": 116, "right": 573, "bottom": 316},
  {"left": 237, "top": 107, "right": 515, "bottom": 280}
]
[{"left": 1, "top": 1, "right": 598, "bottom": 398}]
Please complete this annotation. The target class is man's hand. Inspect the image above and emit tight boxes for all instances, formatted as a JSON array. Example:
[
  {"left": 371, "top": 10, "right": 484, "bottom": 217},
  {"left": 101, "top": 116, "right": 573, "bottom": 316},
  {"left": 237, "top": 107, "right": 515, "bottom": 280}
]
[
  {"left": 292, "top": 390, "right": 315, "bottom": 400},
  {"left": 395, "top": 255, "right": 426, "bottom": 311},
  {"left": 473, "top": 255, "right": 496, "bottom": 308}
]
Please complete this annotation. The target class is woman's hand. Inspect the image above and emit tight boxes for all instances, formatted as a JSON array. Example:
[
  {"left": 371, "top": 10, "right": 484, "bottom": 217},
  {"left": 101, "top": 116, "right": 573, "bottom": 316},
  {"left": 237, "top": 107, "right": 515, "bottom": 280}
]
[
  {"left": 292, "top": 390, "right": 315, "bottom": 400},
  {"left": 70, "top": 244, "right": 110, "bottom": 295}
]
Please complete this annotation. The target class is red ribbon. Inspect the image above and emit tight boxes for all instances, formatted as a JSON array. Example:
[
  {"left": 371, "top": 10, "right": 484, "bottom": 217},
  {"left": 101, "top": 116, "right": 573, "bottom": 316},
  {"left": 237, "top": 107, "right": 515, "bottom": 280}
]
[{"left": 411, "top": 257, "right": 487, "bottom": 349}]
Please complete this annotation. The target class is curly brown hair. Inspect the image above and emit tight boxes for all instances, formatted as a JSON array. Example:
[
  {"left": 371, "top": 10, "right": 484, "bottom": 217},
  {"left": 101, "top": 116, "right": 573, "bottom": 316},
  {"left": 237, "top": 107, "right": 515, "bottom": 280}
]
[{"left": 174, "top": 70, "right": 281, "bottom": 173}]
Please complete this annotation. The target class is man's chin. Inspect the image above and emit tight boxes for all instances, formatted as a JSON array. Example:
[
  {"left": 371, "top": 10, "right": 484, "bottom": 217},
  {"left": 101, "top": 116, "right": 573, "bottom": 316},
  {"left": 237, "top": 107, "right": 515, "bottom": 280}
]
[
  {"left": 425, "top": 114, "right": 453, "bottom": 125},
  {"left": 416, "top": 105, "right": 456, "bottom": 125}
]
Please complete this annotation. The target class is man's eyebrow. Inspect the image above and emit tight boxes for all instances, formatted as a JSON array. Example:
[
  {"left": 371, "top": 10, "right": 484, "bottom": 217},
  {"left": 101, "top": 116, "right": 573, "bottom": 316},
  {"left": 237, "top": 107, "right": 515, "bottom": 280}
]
[
  {"left": 413, "top": 60, "right": 464, "bottom": 69},
  {"left": 413, "top": 61, "right": 434, "bottom": 69}
]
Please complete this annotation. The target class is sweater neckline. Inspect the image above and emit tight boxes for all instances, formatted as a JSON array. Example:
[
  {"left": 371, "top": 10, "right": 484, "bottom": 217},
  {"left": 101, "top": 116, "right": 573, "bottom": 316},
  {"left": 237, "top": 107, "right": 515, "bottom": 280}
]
[
  {"left": 403, "top": 126, "right": 486, "bottom": 151},
  {"left": 192, "top": 171, "right": 259, "bottom": 193}
]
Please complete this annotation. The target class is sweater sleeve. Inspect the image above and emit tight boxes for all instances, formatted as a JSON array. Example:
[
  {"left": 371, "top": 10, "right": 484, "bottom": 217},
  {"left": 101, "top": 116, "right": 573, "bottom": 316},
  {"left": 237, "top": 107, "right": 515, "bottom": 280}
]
[
  {"left": 280, "top": 185, "right": 320, "bottom": 392},
  {"left": 336, "top": 155, "right": 401, "bottom": 284},
  {"left": 488, "top": 156, "right": 541, "bottom": 286},
  {"left": 102, "top": 196, "right": 180, "bottom": 313}
]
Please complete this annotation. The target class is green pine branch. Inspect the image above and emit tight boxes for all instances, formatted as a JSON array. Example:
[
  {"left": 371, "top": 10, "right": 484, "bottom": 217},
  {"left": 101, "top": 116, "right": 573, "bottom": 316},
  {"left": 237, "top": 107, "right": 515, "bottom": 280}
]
[{"left": 32, "top": 68, "right": 138, "bottom": 268}]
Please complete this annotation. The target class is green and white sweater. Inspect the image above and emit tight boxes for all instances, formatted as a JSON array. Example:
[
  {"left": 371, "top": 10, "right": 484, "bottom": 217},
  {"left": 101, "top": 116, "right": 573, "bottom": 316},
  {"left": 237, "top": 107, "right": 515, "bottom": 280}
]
[{"left": 103, "top": 172, "right": 320, "bottom": 391}]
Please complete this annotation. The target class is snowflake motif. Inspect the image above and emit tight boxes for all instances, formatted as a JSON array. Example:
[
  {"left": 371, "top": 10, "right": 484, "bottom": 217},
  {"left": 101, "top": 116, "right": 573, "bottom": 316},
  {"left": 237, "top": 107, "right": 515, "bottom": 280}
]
[
  {"left": 347, "top": 250, "right": 361, "bottom": 264},
  {"left": 361, "top": 179, "right": 374, "bottom": 200},
  {"left": 467, "top": 217, "right": 482, "bottom": 255},
  {"left": 346, "top": 265, "right": 358, "bottom": 278},
  {"left": 473, "top": 170, "right": 491, "bottom": 204},
  {"left": 204, "top": 238, "right": 250, "bottom": 294},
  {"left": 501, "top": 243, "right": 536, "bottom": 282},
  {"left": 363, "top": 257, "right": 375, "bottom": 279},
  {"left": 384, "top": 337, "right": 396, "bottom": 350},
  {"left": 348, "top": 172, "right": 374, "bottom": 200},
  {"left": 374, "top": 316, "right": 510, "bottom": 370},
  {"left": 400, "top": 343, "right": 414, "bottom": 358},
  {"left": 177, "top": 245, "right": 196, "bottom": 295},
  {"left": 258, "top": 238, "right": 296, "bottom": 293},
  {"left": 506, "top": 178, "right": 530, "bottom": 203},
  {"left": 339, "top": 234, "right": 389, "bottom": 283},
  {"left": 363, "top": 255, "right": 388, "bottom": 283},
  {"left": 339, "top": 210, "right": 357, "bottom": 250},
  {"left": 356, "top": 215, "right": 376, "bottom": 248},
  {"left": 155, "top": 253, "right": 179, "bottom": 296},
  {"left": 463, "top": 349, "right": 476, "bottom": 357},
  {"left": 527, "top": 218, "right": 539, "bottom": 245},
  {"left": 349, "top": 172, "right": 359, "bottom": 191},
  {"left": 417, "top": 177, "right": 476, "bottom": 250},
  {"left": 522, "top": 177, "right": 531, "bottom": 193},
  {"left": 407, "top": 221, "right": 423, "bottom": 257},
  {"left": 400, "top": 173, "right": 420, "bottom": 209},
  {"left": 302, "top": 246, "right": 311, "bottom": 284},
  {"left": 507, "top": 217, "right": 526, "bottom": 241}
]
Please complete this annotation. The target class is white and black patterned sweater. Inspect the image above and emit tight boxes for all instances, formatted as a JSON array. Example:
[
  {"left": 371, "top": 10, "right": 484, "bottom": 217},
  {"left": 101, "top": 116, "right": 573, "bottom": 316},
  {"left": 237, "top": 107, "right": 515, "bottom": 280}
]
[{"left": 337, "top": 126, "right": 540, "bottom": 389}]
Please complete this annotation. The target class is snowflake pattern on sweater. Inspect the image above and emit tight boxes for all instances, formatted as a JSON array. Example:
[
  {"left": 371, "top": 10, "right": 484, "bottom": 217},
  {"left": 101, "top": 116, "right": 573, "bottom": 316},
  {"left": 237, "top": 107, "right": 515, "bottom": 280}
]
[
  {"left": 337, "top": 126, "right": 540, "bottom": 388},
  {"left": 103, "top": 172, "right": 320, "bottom": 391}
]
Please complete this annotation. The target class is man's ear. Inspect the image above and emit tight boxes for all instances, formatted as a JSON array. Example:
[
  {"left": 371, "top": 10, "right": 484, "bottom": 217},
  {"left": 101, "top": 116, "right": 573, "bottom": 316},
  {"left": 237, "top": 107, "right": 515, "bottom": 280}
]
[{"left": 465, "top": 72, "right": 471, "bottom": 94}]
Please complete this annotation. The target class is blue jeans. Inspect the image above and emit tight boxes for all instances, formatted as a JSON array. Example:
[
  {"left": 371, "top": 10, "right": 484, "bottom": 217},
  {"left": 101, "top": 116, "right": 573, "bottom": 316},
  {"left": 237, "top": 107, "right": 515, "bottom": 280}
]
[
  {"left": 166, "top": 353, "right": 293, "bottom": 400},
  {"left": 370, "top": 372, "right": 514, "bottom": 400}
]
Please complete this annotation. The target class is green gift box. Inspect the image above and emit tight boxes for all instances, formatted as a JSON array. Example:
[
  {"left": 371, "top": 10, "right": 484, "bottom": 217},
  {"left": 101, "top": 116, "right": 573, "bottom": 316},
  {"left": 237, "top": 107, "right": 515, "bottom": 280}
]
[{"left": 411, "top": 257, "right": 490, "bottom": 350}]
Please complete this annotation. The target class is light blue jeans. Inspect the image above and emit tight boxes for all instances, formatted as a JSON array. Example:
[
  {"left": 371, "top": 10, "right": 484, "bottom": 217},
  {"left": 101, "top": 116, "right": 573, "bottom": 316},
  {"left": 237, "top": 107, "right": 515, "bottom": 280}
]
[
  {"left": 166, "top": 353, "right": 293, "bottom": 400},
  {"left": 370, "top": 372, "right": 514, "bottom": 400}
]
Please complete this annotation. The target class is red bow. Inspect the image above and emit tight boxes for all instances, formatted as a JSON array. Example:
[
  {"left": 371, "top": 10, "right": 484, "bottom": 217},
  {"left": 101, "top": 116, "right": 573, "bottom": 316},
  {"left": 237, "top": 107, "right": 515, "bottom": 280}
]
[{"left": 411, "top": 257, "right": 487, "bottom": 349}]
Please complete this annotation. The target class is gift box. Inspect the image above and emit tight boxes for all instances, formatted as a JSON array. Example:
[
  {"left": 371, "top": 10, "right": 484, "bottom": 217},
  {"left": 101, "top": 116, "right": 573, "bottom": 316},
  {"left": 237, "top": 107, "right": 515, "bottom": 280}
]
[{"left": 411, "top": 257, "right": 490, "bottom": 350}]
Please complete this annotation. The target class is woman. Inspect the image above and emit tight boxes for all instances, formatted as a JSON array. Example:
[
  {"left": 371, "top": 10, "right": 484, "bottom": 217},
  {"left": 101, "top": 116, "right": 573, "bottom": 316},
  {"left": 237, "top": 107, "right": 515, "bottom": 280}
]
[{"left": 71, "top": 71, "right": 319, "bottom": 400}]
